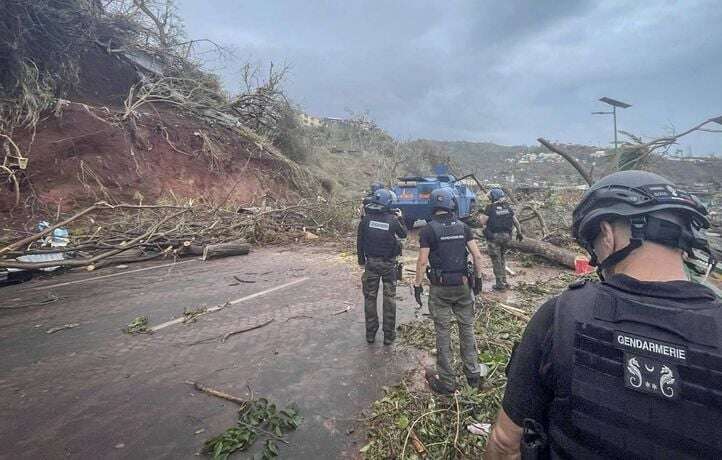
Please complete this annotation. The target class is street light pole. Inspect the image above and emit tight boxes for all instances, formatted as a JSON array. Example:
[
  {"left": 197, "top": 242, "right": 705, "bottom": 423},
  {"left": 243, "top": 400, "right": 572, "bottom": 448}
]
[
  {"left": 613, "top": 105, "right": 617, "bottom": 150},
  {"left": 593, "top": 97, "right": 632, "bottom": 151}
]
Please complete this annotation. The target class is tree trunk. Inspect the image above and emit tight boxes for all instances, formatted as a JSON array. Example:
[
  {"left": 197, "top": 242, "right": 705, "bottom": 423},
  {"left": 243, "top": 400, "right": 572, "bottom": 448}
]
[
  {"left": 202, "top": 240, "right": 251, "bottom": 261},
  {"left": 508, "top": 237, "right": 578, "bottom": 269}
]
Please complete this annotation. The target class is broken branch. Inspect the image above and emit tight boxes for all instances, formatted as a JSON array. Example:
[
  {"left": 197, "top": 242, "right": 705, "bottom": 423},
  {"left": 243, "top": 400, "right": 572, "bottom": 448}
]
[
  {"left": 537, "top": 138, "right": 593, "bottom": 186},
  {"left": 221, "top": 318, "right": 274, "bottom": 343},
  {"left": 187, "top": 381, "right": 247, "bottom": 406}
]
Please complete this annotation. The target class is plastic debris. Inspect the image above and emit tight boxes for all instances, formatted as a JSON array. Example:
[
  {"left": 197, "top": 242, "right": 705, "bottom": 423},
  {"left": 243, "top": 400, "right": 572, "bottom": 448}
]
[{"left": 467, "top": 422, "right": 492, "bottom": 436}]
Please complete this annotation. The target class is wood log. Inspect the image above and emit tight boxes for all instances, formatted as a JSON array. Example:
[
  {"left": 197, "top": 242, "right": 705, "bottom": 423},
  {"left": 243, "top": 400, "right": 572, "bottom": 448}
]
[
  {"left": 202, "top": 240, "right": 250, "bottom": 261},
  {"left": 176, "top": 241, "right": 204, "bottom": 257},
  {"left": 508, "top": 237, "right": 578, "bottom": 269}
]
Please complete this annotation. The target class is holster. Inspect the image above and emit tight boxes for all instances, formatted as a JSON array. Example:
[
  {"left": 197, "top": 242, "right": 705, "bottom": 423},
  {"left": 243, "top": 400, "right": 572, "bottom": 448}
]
[
  {"left": 521, "top": 418, "right": 549, "bottom": 460},
  {"left": 466, "top": 261, "right": 476, "bottom": 291}
]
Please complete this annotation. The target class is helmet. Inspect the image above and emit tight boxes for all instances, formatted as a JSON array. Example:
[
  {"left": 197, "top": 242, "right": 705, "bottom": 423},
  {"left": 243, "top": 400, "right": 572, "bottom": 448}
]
[
  {"left": 430, "top": 188, "right": 457, "bottom": 212},
  {"left": 489, "top": 188, "right": 505, "bottom": 202},
  {"left": 571, "top": 170, "right": 711, "bottom": 269},
  {"left": 371, "top": 189, "right": 394, "bottom": 209},
  {"left": 370, "top": 182, "right": 384, "bottom": 193}
]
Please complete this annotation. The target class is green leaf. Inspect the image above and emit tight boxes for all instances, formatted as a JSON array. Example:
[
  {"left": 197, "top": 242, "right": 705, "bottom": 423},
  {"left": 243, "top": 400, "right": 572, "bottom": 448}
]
[
  {"left": 396, "top": 415, "right": 409, "bottom": 429},
  {"left": 265, "top": 439, "right": 279, "bottom": 457}
]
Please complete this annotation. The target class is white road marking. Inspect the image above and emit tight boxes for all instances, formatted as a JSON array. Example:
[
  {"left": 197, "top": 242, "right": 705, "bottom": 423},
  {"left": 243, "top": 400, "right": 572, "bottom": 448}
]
[
  {"left": 149, "top": 277, "right": 309, "bottom": 332},
  {"left": 31, "top": 259, "right": 197, "bottom": 291}
]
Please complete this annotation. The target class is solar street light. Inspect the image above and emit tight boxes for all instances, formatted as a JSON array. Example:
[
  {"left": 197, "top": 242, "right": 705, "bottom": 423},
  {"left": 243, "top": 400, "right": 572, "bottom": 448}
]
[{"left": 592, "top": 97, "right": 632, "bottom": 150}]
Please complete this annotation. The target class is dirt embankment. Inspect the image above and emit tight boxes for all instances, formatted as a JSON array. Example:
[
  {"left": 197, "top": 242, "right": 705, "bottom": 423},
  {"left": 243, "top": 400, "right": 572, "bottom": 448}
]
[{"left": 2, "top": 102, "right": 303, "bottom": 221}]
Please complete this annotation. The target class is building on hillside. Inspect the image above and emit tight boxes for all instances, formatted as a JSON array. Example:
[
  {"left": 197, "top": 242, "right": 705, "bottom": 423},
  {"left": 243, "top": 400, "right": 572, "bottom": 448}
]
[
  {"left": 297, "top": 112, "right": 322, "bottom": 127},
  {"left": 322, "top": 116, "right": 376, "bottom": 131}
]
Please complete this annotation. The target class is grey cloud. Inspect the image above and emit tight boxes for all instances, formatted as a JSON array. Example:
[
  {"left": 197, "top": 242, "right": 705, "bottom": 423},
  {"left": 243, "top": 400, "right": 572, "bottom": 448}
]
[{"left": 177, "top": 0, "right": 722, "bottom": 153}]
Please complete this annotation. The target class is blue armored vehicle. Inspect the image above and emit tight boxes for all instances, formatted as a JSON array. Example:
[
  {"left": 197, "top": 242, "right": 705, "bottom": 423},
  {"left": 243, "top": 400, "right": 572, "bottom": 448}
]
[{"left": 391, "top": 165, "right": 482, "bottom": 229}]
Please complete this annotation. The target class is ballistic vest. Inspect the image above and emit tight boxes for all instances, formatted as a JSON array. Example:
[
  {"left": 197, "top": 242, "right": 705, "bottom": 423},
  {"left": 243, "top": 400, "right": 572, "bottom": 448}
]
[
  {"left": 427, "top": 218, "right": 467, "bottom": 284},
  {"left": 361, "top": 211, "right": 399, "bottom": 259},
  {"left": 548, "top": 280, "right": 722, "bottom": 459},
  {"left": 486, "top": 201, "right": 514, "bottom": 235}
]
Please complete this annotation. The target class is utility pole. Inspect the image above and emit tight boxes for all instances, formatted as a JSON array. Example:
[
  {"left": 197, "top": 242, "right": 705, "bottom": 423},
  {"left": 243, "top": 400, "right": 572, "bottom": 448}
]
[{"left": 592, "top": 97, "right": 632, "bottom": 151}]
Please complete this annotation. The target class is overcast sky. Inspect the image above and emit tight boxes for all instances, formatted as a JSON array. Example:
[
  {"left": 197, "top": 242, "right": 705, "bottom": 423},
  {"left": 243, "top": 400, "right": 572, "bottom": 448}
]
[{"left": 176, "top": 0, "right": 722, "bottom": 154}]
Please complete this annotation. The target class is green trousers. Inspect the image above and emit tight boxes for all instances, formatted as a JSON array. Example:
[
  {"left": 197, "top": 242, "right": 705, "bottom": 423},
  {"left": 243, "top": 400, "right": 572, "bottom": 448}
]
[
  {"left": 487, "top": 231, "right": 511, "bottom": 286},
  {"left": 362, "top": 257, "right": 397, "bottom": 337},
  {"left": 428, "top": 284, "right": 480, "bottom": 387}
]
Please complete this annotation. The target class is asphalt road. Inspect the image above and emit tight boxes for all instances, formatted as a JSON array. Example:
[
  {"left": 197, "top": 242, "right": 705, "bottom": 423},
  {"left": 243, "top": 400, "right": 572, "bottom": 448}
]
[{"left": 0, "top": 245, "right": 419, "bottom": 459}]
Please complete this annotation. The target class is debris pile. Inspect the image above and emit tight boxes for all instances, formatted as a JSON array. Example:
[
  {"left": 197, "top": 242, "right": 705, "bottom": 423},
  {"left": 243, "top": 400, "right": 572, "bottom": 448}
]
[
  {"left": 0, "top": 199, "right": 357, "bottom": 274},
  {"left": 1, "top": 1, "right": 325, "bottom": 218}
]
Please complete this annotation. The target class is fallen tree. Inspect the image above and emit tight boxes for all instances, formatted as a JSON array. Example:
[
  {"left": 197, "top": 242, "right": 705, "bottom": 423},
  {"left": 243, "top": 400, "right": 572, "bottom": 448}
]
[
  {"left": 0, "top": 198, "right": 355, "bottom": 272},
  {"left": 508, "top": 236, "right": 578, "bottom": 270}
]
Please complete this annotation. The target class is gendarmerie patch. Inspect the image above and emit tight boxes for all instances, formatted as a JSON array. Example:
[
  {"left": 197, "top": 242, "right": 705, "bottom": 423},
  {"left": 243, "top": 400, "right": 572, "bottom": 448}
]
[
  {"left": 614, "top": 331, "right": 687, "bottom": 362},
  {"left": 615, "top": 332, "right": 684, "bottom": 400},
  {"left": 623, "top": 353, "right": 679, "bottom": 400},
  {"left": 439, "top": 235, "right": 464, "bottom": 241},
  {"left": 369, "top": 221, "right": 390, "bottom": 231}
]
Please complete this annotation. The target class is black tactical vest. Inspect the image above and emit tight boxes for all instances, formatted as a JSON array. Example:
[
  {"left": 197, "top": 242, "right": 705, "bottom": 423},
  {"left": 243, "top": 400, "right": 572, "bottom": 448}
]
[
  {"left": 427, "top": 218, "right": 467, "bottom": 285},
  {"left": 486, "top": 202, "right": 514, "bottom": 235},
  {"left": 362, "top": 211, "right": 400, "bottom": 259},
  {"left": 547, "top": 281, "right": 722, "bottom": 459}
]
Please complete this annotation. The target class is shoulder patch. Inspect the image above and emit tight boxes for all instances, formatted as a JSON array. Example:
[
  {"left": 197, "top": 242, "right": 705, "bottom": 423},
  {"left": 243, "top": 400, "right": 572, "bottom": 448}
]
[{"left": 568, "top": 279, "right": 587, "bottom": 289}]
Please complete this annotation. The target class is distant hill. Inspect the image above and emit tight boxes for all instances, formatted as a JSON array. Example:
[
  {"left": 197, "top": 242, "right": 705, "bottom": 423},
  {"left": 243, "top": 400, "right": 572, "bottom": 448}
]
[{"left": 423, "top": 140, "right": 722, "bottom": 189}]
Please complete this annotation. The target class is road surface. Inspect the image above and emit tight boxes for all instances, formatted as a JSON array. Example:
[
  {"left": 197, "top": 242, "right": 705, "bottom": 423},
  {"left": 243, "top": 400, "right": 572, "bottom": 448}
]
[{"left": 0, "top": 245, "right": 419, "bottom": 459}]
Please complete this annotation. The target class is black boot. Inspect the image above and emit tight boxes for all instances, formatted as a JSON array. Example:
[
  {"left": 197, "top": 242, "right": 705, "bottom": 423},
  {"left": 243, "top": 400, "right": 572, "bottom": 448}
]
[
  {"left": 366, "top": 330, "right": 376, "bottom": 344},
  {"left": 383, "top": 332, "right": 395, "bottom": 345},
  {"left": 492, "top": 283, "right": 507, "bottom": 291},
  {"left": 426, "top": 374, "right": 455, "bottom": 395},
  {"left": 466, "top": 375, "right": 480, "bottom": 389}
]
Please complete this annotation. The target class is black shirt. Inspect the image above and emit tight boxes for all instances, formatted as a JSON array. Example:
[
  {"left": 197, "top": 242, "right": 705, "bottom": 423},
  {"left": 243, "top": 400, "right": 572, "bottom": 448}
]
[
  {"left": 418, "top": 214, "right": 475, "bottom": 249},
  {"left": 501, "top": 274, "right": 720, "bottom": 426}
]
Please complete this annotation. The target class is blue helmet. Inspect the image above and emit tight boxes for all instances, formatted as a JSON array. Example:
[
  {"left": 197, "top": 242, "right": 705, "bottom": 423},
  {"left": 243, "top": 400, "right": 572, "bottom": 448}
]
[
  {"left": 371, "top": 189, "right": 394, "bottom": 209},
  {"left": 430, "top": 188, "right": 457, "bottom": 212},
  {"left": 489, "top": 187, "right": 505, "bottom": 202},
  {"left": 370, "top": 182, "right": 384, "bottom": 193}
]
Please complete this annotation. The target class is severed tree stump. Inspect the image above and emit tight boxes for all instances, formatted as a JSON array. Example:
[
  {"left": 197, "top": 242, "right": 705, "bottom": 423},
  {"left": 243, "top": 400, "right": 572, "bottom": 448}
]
[{"left": 202, "top": 240, "right": 251, "bottom": 261}]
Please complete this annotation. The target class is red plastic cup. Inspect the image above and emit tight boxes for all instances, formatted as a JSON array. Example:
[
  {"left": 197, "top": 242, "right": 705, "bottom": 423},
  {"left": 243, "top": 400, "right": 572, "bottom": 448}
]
[{"left": 575, "top": 257, "right": 593, "bottom": 275}]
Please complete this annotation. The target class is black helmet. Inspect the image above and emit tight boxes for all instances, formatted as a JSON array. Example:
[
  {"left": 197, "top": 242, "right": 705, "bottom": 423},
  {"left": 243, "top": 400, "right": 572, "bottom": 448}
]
[
  {"left": 430, "top": 188, "right": 457, "bottom": 212},
  {"left": 572, "top": 170, "right": 712, "bottom": 269}
]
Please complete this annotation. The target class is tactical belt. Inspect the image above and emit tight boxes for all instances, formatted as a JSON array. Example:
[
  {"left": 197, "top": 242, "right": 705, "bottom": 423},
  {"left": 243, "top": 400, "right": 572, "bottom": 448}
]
[
  {"left": 427, "top": 267, "right": 466, "bottom": 286},
  {"left": 367, "top": 256, "right": 396, "bottom": 262}
]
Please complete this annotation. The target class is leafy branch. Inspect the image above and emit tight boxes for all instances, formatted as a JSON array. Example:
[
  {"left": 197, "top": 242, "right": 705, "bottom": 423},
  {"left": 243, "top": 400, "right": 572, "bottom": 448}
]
[{"left": 204, "top": 398, "right": 302, "bottom": 460}]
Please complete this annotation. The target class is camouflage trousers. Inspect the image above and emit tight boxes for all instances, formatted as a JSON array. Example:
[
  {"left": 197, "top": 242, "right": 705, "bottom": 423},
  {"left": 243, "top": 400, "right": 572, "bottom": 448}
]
[
  {"left": 487, "top": 232, "right": 511, "bottom": 286},
  {"left": 428, "top": 284, "right": 480, "bottom": 387},
  {"left": 362, "top": 257, "right": 397, "bottom": 338}
]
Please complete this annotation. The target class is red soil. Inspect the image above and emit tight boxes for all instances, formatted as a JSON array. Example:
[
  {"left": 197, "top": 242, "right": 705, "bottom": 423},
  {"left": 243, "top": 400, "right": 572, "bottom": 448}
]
[{"left": 1, "top": 102, "right": 298, "bottom": 223}]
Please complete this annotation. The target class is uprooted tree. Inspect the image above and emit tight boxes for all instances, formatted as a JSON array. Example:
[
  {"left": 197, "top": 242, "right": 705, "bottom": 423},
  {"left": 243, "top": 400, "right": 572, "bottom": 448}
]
[{"left": 0, "top": 0, "right": 320, "bottom": 212}]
